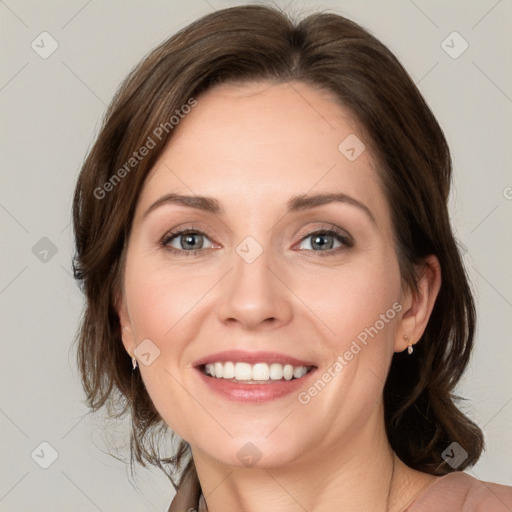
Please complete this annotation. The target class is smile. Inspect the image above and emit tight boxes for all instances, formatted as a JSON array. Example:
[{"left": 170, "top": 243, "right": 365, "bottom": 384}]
[{"left": 201, "top": 361, "right": 314, "bottom": 383}]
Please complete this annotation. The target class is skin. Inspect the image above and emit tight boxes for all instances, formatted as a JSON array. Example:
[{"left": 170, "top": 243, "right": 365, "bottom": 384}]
[{"left": 118, "top": 81, "right": 442, "bottom": 512}]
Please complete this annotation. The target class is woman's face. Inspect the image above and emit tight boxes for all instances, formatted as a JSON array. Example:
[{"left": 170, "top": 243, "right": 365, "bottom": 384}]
[{"left": 119, "top": 81, "right": 412, "bottom": 469}]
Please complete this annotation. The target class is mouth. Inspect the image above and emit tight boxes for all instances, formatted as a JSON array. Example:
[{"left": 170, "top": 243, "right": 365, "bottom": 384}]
[
  {"left": 199, "top": 361, "right": 315, "bottom": 383},
  {"left": 192, "top": 350, "right": 318, "bottom": 402}
]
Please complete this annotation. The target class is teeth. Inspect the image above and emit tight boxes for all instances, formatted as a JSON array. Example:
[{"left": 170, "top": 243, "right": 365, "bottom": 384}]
[
  {"left": 204, "top": 362, "right": 311, "bottom": 381},
  {"left": 214, "top": 362, "right": 224, "bottom": 378},
  {"left": 253, "top": 363, "right": 269, "bottom": 380},
  {"left": 223, "top": 361, "right": 235, "bottom": 379},
  {"left": 269, "top": 363, "right": 283, "bottom": 380},
  {"left": 293, "top": 366, "right": 305, "bottom": 378},
  {"left": 235, "top": 362, "right": 252, "bottom": 380}
]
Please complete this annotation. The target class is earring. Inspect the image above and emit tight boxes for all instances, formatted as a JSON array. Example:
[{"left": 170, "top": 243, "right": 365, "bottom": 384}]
[
  {"left": 132, "top": 357, "right": 138, "bottom": 370},
  {"left": 404, "top": 335, "right": 414, "bottom": 355}
]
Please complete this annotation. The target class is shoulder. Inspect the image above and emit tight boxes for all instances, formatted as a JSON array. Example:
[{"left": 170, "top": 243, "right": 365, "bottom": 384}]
[{"left": 406, "top": 472, "right": 512, "bottom": 512}]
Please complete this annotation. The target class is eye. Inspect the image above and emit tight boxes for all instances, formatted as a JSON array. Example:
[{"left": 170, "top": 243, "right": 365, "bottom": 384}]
[
  {"left": 160, "top": 226, "right": 353, "bottom": 256},
  {"left": 297, "top": 228, "right": 353, "bottom": 255},
  {"left": 161, "top": 228, "right": 215, "bottom": 255}
]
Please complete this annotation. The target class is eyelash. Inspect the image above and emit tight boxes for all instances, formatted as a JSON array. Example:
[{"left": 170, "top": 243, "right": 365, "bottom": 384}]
[{"left": 160, "top": 226, "right": 354, "bottom": 257}]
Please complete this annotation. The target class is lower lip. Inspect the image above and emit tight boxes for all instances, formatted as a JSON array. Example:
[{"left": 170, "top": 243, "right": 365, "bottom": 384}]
[{"left": 195, "top": 367, "right": 317, "bottom": 403}]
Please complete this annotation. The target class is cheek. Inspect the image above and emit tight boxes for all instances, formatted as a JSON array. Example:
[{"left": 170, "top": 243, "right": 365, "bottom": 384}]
[
  {"left": 123, "top": 260, "right": 205, "bottom": 439},
  {"left": 124, "top": 256, "right": 211, "bottom": 342},
  {"left": 295, "top": 253, "right": 402, "bottom": 354},
  {"left": 294, "top": 259, "right": 402, "bottom": 428}
]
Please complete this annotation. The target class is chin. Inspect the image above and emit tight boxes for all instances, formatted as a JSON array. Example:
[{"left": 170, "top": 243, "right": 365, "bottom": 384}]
[{"left": 192, "top": 433, "right": 307, "bottom": 470}]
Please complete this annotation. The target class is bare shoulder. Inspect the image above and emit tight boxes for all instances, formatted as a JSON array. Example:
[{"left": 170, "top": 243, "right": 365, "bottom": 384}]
[{"left": 405, "top": 471, "right": 512, "bottom": 511}]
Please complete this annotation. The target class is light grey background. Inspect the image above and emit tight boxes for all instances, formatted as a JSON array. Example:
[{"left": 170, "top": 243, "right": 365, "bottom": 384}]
[{"left": 1, "top": 0, "right": 511, "bottom": 510}]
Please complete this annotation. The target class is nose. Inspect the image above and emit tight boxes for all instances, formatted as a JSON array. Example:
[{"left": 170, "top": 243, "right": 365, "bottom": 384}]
[{"left": 216, "top": 247, "right": 293, "bottom": 331}]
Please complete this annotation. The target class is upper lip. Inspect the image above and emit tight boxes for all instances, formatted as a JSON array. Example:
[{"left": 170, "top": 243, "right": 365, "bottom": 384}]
[{"left": 192, "top": 350, "right": 316, "bottom": 368}]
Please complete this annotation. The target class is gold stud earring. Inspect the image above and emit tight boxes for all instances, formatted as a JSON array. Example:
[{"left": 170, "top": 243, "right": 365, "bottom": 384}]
[
  {"left": 404, "top": 335, "right": 413, "bottom": 355},
  {"left": 132, "top": 357, "right": 138, "bottom": 370}
]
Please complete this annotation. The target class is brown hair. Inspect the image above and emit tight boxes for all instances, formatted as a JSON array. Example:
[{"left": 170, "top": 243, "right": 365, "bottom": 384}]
[{"left": 72, "top": 4, "right": 484, "bottom": 490}]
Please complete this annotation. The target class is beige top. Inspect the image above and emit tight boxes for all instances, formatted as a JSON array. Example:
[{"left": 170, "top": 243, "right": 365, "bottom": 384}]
[{"left": 168, "top": 467, "right": 512, "bottom": 511}]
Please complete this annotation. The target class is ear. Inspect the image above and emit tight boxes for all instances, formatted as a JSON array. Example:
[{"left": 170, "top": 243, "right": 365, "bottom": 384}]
[
  {"left": 395, "top": 255, "right": 442, "bottom": 353},
  {"left": 115, "top": 291, "right": 136, "bottom": 359}
]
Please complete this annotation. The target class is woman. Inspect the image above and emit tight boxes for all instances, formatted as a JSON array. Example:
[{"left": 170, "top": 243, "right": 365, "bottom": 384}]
[{"left": 72, "top": 4, "right": 512, "bottom": 511}]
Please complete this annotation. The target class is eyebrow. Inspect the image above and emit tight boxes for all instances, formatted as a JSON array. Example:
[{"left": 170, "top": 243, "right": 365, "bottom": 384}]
[{"left": 142, "top": 192, "right": 376, "bottom": 224}]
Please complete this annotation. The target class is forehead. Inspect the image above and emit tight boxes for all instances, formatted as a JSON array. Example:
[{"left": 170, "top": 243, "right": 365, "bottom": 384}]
[
  {"left": 138, "top": 81, "right": 387, "bottom": 222},
  {"left": 159, "top": 81, "right": 363, "bottom": 169}
]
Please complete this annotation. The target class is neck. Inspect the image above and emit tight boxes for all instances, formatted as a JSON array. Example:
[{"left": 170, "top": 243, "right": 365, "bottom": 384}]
[{"left": 190, "top": 406, "right": 427, "bottom": 512}]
